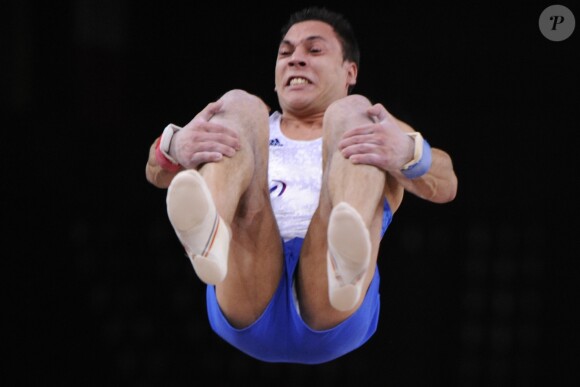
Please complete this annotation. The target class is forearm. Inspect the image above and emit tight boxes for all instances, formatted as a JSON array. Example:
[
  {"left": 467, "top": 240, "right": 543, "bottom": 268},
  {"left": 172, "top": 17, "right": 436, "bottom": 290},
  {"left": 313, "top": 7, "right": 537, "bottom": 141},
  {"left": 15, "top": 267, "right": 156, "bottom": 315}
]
[
  {"left": 394, "top": 147, "right": 458, "bottom": 203},
  {"left": 145, "top": 137, "right": 181, "bottom": 189}
]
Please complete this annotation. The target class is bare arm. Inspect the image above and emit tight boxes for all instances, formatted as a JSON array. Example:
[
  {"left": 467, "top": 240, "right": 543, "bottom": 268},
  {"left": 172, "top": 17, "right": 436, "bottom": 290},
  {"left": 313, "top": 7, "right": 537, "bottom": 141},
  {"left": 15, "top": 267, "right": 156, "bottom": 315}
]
[
  {"left": 145, "top": 137, "right": 181, "bottom": 189},
  {"left": 390, "top": 146, "right": 457, "bottom": 203}
]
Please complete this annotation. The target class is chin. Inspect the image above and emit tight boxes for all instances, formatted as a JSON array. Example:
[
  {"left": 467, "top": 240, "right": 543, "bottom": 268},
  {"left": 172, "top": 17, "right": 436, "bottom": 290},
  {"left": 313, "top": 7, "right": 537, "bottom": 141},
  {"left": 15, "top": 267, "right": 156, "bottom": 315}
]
[{"left": 281, "top": 94, "right": 315, "bottom": 111}]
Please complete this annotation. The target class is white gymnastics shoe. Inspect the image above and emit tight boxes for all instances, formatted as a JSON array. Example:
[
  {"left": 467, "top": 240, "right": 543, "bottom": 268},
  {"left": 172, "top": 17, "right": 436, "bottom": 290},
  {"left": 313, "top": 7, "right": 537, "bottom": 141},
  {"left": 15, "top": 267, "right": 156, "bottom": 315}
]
[
  {"left": 166, "top": 170, "right": 231, "bottom": 285},
  {"left": 327, "top": 202, "right": 371, "bottom": 312}
]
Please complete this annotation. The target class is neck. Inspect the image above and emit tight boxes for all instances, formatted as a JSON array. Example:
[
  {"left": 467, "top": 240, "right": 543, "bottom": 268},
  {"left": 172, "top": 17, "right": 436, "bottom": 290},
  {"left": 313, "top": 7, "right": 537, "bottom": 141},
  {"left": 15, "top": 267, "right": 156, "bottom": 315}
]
[{"left": 280, "top": 113, "right": 324, "bottom": 140}]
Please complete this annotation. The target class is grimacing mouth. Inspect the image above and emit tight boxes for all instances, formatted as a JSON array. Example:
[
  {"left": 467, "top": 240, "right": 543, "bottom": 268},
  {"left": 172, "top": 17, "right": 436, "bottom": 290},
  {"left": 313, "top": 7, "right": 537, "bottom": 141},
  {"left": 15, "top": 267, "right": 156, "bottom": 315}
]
[{"left": 287, "top": 76, "right": 311, "bottom": 86}]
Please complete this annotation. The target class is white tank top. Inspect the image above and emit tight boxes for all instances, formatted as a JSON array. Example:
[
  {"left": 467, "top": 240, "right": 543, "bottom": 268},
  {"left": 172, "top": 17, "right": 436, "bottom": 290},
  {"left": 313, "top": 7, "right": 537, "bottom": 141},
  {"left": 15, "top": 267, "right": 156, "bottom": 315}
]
[{"left": 268, "top": 111, "right": 322, "bottom": 241}]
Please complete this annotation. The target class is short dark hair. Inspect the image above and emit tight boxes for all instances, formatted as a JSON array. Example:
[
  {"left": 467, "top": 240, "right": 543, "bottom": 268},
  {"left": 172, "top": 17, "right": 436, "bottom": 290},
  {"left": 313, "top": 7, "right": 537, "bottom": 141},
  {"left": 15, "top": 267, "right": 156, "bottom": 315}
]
[{"left": 280, "top": 7, "right": 360, "bottom": 69}]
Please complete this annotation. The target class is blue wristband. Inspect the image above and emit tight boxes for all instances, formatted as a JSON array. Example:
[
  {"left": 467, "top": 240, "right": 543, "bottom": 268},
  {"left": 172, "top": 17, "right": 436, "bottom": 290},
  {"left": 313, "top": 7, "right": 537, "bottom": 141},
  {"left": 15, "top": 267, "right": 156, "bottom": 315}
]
[{"left": 401, "top": 138, "right": 432, "bottom": 179}]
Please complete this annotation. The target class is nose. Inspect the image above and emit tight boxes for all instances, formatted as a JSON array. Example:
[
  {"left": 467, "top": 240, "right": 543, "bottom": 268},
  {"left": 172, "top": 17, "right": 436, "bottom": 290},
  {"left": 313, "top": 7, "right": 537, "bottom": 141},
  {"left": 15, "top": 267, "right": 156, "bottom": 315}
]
[
  {"left": 289, "top": 48, "right": 306, "bottom": 67},
  {"left": 289, "top": 58, "right": 306, "bottom": 67}
]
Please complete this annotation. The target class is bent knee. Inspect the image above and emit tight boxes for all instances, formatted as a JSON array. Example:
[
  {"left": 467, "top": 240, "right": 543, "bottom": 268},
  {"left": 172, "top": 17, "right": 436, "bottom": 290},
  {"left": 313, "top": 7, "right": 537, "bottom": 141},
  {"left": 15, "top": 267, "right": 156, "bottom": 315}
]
[
  {"left": 323, "top": 95, "right": 373, "bottom": 144},
  {"left": 219, "top": 89, "right": 269, "bottom": 113},
  {"left": 220, "top": 88, "right": 253, "bottom": 101},
  {"left": 325, "top": 94, "right": 372, "bottom": 121}
]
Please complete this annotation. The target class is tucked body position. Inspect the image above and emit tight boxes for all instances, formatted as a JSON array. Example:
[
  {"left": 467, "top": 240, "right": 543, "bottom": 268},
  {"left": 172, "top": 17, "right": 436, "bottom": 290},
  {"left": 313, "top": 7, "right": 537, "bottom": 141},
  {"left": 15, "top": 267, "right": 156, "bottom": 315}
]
[{"left": 145, "top": 7, "right": 458, "bottom": 364}]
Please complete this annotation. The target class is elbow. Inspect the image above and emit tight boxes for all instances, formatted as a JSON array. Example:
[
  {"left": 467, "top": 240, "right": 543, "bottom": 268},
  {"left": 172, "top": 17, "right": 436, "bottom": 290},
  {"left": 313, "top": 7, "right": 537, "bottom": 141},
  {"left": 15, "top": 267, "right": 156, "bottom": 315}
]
[
  {"left": 442, "top": 186, "right": 458, "bottom": 203},
  {"left": 432, "top": 151, "right": 458, "bottom": 203},
  {"left": 145, "top": 164, "right": 157, "bottom": 186},
  {"left": 419, "top": 171, "right": 457, "bottom": 204},
  {"left": 436, "top": 173, "right": 458, "bottom": 203},
  {"left": 145, "top": 163, "right": 170, "bottom": 189}
]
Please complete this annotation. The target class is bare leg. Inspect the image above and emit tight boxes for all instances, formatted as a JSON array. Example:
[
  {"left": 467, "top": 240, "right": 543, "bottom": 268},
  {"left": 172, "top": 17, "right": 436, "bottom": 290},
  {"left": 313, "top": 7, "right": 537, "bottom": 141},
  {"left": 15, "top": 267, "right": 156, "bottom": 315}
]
[
  {"left": 180, "top": 89, "right": 283, "bottom": 328},
  {"left": 297, "top": 95, "right": 386, "bottom": 330}
]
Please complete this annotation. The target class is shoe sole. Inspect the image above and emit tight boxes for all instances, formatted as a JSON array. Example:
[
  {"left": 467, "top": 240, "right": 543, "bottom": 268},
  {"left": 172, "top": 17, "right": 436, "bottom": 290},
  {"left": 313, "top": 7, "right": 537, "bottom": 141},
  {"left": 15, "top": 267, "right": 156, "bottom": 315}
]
[
  {"left": 167, "top": 170, "right": 230, "bottom": 284},
  {"left": 327, "top": 202, "right": 371, "bottom": 311}
]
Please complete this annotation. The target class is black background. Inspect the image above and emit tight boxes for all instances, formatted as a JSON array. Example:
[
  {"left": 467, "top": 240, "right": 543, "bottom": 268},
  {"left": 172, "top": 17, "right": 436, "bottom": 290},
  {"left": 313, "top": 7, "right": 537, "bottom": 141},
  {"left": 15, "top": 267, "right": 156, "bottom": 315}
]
[{"left": 4, "top": 1, "right": 579, "bottom": 386}]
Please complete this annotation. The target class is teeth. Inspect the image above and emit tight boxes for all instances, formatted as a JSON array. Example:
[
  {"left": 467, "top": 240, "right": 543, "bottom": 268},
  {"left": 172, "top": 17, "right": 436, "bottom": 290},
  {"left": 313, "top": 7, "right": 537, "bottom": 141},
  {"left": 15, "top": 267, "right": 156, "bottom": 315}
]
[{"left": 289, "top": 77, "right": 308, "bottom": 86}]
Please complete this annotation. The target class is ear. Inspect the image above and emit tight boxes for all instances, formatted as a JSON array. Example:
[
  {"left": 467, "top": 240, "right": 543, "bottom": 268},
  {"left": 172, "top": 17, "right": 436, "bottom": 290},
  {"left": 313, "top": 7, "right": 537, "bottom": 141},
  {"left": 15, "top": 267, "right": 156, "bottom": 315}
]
[{"left": 346, "top": 61, "right": 358, "bottom": 87}]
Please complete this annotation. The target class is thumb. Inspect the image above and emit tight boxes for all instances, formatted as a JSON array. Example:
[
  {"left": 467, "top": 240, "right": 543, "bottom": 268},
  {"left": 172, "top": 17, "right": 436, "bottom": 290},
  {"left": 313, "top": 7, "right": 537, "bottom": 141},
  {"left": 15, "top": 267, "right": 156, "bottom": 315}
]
[
  {"left": 367, "top": 103, "right": 393, "bottom": 123},
  {"left": 198, "top": 100, "right": 224, "bottom": 122}
]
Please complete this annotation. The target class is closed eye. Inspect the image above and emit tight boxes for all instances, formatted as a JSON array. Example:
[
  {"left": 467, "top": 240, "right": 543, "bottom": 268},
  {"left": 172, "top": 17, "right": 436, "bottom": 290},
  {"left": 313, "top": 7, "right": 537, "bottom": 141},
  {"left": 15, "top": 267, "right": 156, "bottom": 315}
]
[{"left": 278, "top": 42, "right": 294, "bottom": 57}]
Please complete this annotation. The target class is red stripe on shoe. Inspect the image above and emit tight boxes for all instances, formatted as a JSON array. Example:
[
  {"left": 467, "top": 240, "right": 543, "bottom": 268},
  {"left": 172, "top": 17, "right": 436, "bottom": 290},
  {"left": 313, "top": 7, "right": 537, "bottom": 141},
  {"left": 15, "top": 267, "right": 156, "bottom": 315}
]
[{"left": 202, "top": 215, "right": 220, "bottom": 257}]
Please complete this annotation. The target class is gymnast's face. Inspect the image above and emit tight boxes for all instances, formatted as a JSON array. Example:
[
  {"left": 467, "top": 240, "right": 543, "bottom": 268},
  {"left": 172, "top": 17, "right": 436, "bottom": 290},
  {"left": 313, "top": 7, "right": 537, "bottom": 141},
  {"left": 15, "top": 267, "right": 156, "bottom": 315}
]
[{"left": 275, "top": 20, "right": 357, "bottom": 116}]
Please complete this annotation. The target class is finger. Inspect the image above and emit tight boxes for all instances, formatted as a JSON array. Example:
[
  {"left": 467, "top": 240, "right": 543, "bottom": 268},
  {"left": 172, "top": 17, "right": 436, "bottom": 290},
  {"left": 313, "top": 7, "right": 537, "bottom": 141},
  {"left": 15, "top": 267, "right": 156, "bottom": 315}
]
[
  {"left": 192, "top": 128, "right": 240, "bottom": 149},
  {"left": 202, "top": 131, "right": 241, "bottom": 150},
  {"left": 341, "top": 124, "right": 376, "bottom": 139},
  {"left": 195, "top": 124, "right": 240, "bottom": 150},
  {"left": 194, "top": 141, "right": 239, "bottom": 157},
  {"left": 339, "top": 132, "right": 378, "bottom": 150},
  {"left": 189, "top": 151, "right": 224, "bottom": 166},
  {"left": 198, "top": 100, "right": 224, "bottom": 122},
  {"left": 340, "top": 143, "right": 376, "bottom": 158},
  {"left": 347, "top": 153, "right": 382, "bottom": 168},
  {"left": 200, "top": 122, "right": 240, "bottom": 138},
  {"left": 367, "top": 103, "right": 394, "bottom": 123}
]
